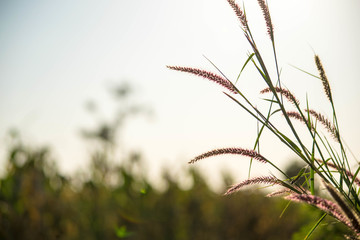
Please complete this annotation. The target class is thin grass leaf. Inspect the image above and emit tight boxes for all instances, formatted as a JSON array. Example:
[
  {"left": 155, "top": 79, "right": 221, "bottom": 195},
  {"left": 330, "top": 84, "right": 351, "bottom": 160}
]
[
  {"left": 236, "top": 53, "right": 255, "bottom": 84},
  {"left": 289, "top": 64, "right": 321, "bottom": 79},
  {"left": 276, "top": 131, "right": 302, "bottom": 154},
  {"left": 227, "top": 88, "right": 311, "bottom": 168},
  {"left": 203, "top": 55, "right": 232, "bottom": 82},
  {"left": 304, "top": 213, "right": 327, "bottom": 240},
  {"left": 251, "top": 57, "right": 269, "bottom": 84},
  {"left": 261, "top": 98, "right": 279, "bottom": 104},
  {"left": 291, "top": 167, "right": 306, "bottom": 184},
  {"left": 350, "top": 167, "right": 360, "bottom": 188},
  {"left": 279, "top": 200, "right": 292, "bottom": 218},
  {"left": 270, "top": 108, "right": 282, "bottom": 116},
  {"left": 310, "top": 134, "right": 316, "bottom": 195}
]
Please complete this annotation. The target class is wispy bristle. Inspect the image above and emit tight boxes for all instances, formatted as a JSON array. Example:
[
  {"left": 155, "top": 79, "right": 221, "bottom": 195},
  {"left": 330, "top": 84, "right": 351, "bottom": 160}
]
[
  {"left": 226, "top": 0, "right": 248, "bottom": 31},
  {"left": 189, "top": 148, "right": 267, "bottom": 164},
  {"left": 260, "top": 87, "right": 299, "bottom": 106},
  {"left": 344, "top": 234, "right": 360, "bottom": 240},
  {"left": 267, "top": 188, "right": 294, "bottom": 197},
  {"left": 224, "top": 176, "right": 280, "bottom": 195},
  {"left": 167, "top": 66, "right": 238, "bottom": 94},
  {"left": 286, "top": 194, "right": 352, "bottom": 229},
  {"left": 287, "top": 111, "right": 306, "bottom": 123},
  {"left": 257, "top": 0, "right": 274, "bottom": 41},
  {"left": 315, "top": 55, "right": 332, "bottom": 103},
  {"left": 306, "top": 109, "right": 339, "bottom": 141}
]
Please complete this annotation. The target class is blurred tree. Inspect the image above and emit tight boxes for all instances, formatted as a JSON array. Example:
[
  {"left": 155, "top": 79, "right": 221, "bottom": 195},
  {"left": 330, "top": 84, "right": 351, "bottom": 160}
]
[{"left": 82, "top": 82, "right": 150, "bottom": 147}]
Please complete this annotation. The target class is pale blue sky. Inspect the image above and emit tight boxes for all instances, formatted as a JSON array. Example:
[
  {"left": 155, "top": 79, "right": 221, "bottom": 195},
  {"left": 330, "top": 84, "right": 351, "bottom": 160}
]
[{"left": 1, "top": 0, "right": 360, "bottom": 188}]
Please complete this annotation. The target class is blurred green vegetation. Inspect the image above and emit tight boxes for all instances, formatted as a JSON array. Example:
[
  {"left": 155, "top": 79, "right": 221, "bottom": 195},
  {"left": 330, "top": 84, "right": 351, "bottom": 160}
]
[
  {"left": 0, "top": 135, "right": 349, "bottom": 240},
  {"left": 0, "top": 83, "right": 349, "bottom": 239}
]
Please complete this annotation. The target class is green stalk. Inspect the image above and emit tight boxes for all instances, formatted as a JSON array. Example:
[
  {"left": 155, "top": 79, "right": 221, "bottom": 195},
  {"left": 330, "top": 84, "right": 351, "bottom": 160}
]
[{"left": 310, "top": 136, "right": 316, "bottom": 195}]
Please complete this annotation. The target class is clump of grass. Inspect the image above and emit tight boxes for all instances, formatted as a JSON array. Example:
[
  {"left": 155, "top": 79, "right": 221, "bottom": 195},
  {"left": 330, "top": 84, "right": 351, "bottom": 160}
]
[{"left": 168, "top": 0, "right": 360, "bottom": 239}]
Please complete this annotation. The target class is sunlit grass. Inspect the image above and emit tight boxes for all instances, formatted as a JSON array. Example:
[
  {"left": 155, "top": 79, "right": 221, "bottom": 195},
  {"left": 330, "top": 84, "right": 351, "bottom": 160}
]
[{"left": 168, "top": 0, "right": 360, "bottom": 239}]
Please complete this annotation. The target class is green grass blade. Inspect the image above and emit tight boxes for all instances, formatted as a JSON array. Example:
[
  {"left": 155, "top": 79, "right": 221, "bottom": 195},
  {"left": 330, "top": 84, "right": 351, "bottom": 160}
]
[
  {"left": 270, "top": 108, "right": 282, "bottom": 116},
  {"left": 290, "top": 64, "right": 321, "bottom": 79},
  {"left": 350, "top": 166, "right": 360, "bottom": 191},
  {"left": 291, "top": 167, "right": 306, "bottom": 184},
  {"left": 203, "top": 55, "right": 231, "bottom": 82},
  {"left": 279, "top": 200, "right": 292, "bottom": 218},
  {"left": 261, "top": 98, "right": 279, "bottom": 104},
  {"left": 304, "top": 213, "right": 327, "bottom": 240},
  {"left": 277, "top": 131, "right": 302, "bottom": 154},
  {"left": 251, "top": 58, "right": 269, "bottom": 83},
  {"left": 310, "top": 134, "right": 316, "bottom": 195},
  {"left": 236, "top": 53, "right": 255, "bottom": 84}
]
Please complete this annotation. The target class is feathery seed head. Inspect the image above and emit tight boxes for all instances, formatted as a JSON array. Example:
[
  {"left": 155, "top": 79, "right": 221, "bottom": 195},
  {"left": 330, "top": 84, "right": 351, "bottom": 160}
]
[
  {"left": 260, "top": 87, "right": 299, "bottom": 106},
  {"left": 306, "top": 109, "right": 339, "bottom": 141},
  {"left": 224, "top": 176, "right": 280, "bottom": 195},
  {"left": 167, "top": 66, "right": 238, "bottom": 94},
  {"left": 324, "top": 183, "right": 360, "bottom": 233},
  {"left": 257, "top": 0, "right": 274, "bottom": 41},
  {"left": 189, "top": 147, "right": 267, "bottom": 164},
  {"left": 267, "top": 188, "right": 294, "bottom": 197},
  {"left": 287, "top": 111, "right": 306, "bottom": 123},
  {"left": 226, "top": 0, "right": 248, "bottom": 31},
  {"left": 286, "top": 194, "right": 352, "bottom": 229},
  {"left": 315, "top": 55, "right": 333, "bottom": 103}
]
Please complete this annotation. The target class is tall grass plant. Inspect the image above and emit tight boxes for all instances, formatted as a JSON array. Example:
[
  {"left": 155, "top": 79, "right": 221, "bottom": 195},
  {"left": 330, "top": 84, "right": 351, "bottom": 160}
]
[{"left": 168, "top": 1, "right": 360, "bottom": 238}]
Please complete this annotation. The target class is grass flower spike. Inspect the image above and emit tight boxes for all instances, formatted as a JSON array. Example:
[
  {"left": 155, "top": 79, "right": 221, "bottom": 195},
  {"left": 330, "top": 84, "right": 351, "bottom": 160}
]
[
  {"left": 315, "top": 55, "right": 332, "bottom": 103},
  {"left": 324, "top": 183, "right": 360, "bottom": 234},
  {"left": 306, "top": 109, "right": 339, "bottom": 141},
  {"left": 267, "top": 188, "right": 297, "bottom": 197},
  {"left": 189, "top": 148, "right": 267, "bottom": 164},
  {"left": 257, "top": 0, "right": 274, "bottom": 41},
  {"left": 260, "top": 87, "right": 300, "bottom": 106},
  {"left": 225, "top": 176, "right": 280, "bottom": 195},
  {"left": 167, "top": 66, "right": 238, "bottom": 94},
  {"left": 286, "top": 194, "right": 353, "bottom": 231},
  {"left": 287, "top": 111, "right": 306, "bottom": 123},
  {"left": 226, "top": 0, "right": 248, "bottom": 31}
]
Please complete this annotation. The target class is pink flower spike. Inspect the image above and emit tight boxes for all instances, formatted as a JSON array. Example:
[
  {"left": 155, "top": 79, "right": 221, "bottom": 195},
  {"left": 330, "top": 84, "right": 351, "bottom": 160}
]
[{"left": 167, "top": 66, "right": 238, "bottom": 94}]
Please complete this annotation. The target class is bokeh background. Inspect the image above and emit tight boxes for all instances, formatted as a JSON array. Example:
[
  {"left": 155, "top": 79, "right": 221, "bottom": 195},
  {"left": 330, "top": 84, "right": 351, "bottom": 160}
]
[{"left": 0, "top": 0, "right": 359, "bottom": 238}]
